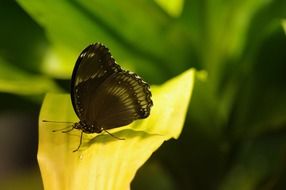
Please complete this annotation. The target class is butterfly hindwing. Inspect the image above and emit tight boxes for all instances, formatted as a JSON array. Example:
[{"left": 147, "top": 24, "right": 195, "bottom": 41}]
[{"left": 86, "top": 70, "right": 153, "bottom": 130}]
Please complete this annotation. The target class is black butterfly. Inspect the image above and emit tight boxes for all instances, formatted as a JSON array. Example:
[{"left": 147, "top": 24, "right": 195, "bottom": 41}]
[{"left": 64, "top": 43, "right": 152, "bottom": 151}]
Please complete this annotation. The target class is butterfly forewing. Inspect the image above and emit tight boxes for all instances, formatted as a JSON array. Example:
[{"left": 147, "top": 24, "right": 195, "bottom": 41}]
[
  {"left": 86, "top": 70, "right": 153, "bottom": 130},
  {"left": 71, "top": 43, "right": 122, "bottom": 119}
]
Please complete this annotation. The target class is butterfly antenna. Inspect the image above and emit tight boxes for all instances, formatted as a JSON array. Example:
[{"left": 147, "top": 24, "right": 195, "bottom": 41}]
[
  {"left": 73, "top": 131, "right": 83, "bottom": 152},
  {"left": 42, "top": 120, "right": 75, "bottom": 132},
  {"left": 103, "top": 129, "right": 125, "bottom": 140},
  {"left": 42, "top": 120, "right": 74, "bottom": 123}
]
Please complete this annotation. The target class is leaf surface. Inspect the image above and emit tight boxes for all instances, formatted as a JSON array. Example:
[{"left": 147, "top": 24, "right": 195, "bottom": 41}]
[{"left": 38, "top": 69, "right": 195, "bottom": 190}]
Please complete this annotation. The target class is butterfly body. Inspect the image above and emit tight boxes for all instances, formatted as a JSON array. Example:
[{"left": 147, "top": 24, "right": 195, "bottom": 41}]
[{"left": 71, "top": 43, "right": 153, "bottom": 135}]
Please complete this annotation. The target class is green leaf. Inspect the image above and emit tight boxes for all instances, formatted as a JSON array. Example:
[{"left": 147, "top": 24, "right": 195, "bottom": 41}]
[
  {"left": 154, "top": 0, "right": 184, "bottom": 17},
  {"left": 283, "top": 19, "right": 286, "bottom": 34},
  {"left": 185, "top": 0, "right": 286, "bottom": 135},
  {"left": 16, "top": 0, "right": 192, "bottom": 82},
  {"left": 228, "top": 26, "right": 286, "bottom": 139},
  {"left": 0, "top": 1, "right": 48, "bottom": 73},
  {"left": 0, "top": 57, "right": 61, "bottom": 95},
  {"left": 38, "top": 68, "right": 195, "bottom": 190}
]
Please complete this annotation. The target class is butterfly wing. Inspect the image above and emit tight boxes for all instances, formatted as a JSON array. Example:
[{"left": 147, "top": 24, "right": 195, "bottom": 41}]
[
  {"left": 86, "top": 70, "right": 153, "bottom": 129},
  {"left": 71, "top": 43, "right": 122, "bottom": 120}
]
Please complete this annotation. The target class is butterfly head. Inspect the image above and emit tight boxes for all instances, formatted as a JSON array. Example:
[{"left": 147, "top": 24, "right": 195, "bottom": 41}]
[{"left": 74, "top": 121, "right": 103, "bottom": 134}]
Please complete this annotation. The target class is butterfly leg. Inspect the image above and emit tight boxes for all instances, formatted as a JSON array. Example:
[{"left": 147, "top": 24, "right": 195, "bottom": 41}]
[
  {"left": 73, "top": 131, "right": 84, "bottom": 152},
  {"left": 102, "top": 128, "right": 125, "bottom": 140},
  {"left": 62, "top": 126, "right": 75, "bottom": 133}
]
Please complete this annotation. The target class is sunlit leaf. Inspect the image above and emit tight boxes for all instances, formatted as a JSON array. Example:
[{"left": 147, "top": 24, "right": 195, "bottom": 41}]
[
  {"left": 38, "top": 68, "right": 195, "bottom": 190},
  {"left": 154, "top": 0, "right": 184, "bottom": 17},
  {"left": 282, "top": 19, "right": 286, "bottom": 34},
  {"left": 16, "top": 0, "right": 191, "bottom": 82}
]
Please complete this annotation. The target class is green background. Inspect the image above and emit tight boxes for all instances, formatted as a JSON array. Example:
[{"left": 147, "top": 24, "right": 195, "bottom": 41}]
[{"left": 0, "top": 0, "right": 286, "bottom": 189}]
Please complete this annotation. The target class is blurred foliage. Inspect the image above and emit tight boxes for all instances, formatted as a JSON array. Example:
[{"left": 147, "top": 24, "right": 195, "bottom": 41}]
[{"left": 0, "top": 0, "right": 286, "bottom": 189}]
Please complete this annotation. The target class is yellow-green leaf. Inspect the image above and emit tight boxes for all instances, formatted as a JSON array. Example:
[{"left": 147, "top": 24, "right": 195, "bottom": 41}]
[
  {"left": 154, "top": 0, "right": 184, "bottom": 17},
  {"left": 0, "top": 57, "right": 61, "bottom": 95},
  {"left": 282, "top": 19, "right": 286, "bottom": 35},
  {"left": 38, "top": 68, "right": 195, "bottom": 190}
]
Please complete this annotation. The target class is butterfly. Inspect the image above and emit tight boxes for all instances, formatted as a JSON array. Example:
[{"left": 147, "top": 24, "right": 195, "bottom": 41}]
[{"left": 45, "top": 43, "right": 153, "bottom": 151}]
